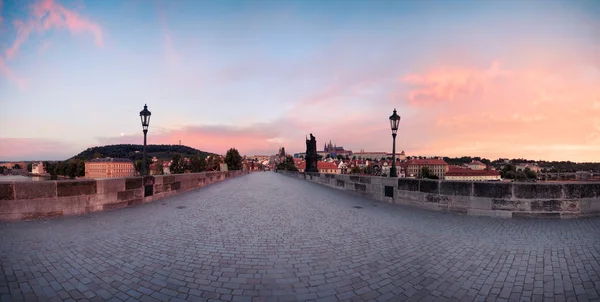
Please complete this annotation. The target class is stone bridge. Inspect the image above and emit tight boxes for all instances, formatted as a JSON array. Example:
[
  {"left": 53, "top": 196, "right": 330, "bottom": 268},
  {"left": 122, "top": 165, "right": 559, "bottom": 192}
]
[{"left": 1, "top": 172, "right": 599, "bottom": 301}]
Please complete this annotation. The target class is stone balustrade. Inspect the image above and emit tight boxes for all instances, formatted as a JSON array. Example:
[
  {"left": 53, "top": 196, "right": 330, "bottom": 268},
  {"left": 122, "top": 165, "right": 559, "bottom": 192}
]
[
  {"left": 277, "top": 171, "right": 600, "bottom": 219},
  {"left": 0, "top": 171, "right": 249, "bottom": 222}
]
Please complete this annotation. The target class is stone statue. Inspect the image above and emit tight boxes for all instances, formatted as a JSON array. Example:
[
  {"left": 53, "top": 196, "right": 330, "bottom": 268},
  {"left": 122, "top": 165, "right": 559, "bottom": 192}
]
[{"left": 305, "top": 133, "right": 319, "bottom": 173}]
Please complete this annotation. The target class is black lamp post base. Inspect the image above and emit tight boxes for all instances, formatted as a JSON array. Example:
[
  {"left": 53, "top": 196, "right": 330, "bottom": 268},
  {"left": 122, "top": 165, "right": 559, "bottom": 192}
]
[{"left": 390, "top": 167, "right": 397, "bottom": 178}]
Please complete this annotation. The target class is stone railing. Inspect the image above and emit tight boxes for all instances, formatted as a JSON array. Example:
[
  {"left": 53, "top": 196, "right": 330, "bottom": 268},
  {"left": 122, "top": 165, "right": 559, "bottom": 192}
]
[
  {"left": 277, "top": 171, "right": 600, "bottom": 219},
  {"left": 0, "top": 170, "right": 249, "bottom": 222}
]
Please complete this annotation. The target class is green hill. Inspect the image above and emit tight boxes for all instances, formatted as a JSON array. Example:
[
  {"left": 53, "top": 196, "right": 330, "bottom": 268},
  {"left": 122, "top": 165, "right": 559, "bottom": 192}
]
[{"left": 70, "top": 144, "right": 215, "bottom": 161}]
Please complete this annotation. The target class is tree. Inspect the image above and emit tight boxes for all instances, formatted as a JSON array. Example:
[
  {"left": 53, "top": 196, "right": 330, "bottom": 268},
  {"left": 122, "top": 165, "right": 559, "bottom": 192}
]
[
  {"left": 67, "top": 161, "right": 78, "bottom": 179},
  {"left": 92, "top": 152, "right": 103, "bottom": 159},
  {"left": 207, "top": 156, "right": 222, "bottom": 171},
  {"left": 170, "top": 154, "right": 187, "bottom": 174},
  {"left": 277, "top": 156, "right": 298, "bottom": 171},
  {"left": 27, "top": 163, "right": 32, "bottom": 172},
  {"left": 224, "top": 148, "right": 243, "bottom": 170},
  {"left": 189, "top": 156, "right": 207, "bottom": 173},
  {"left": 352, "top": 156, "right": 357, "bottom": 160},
  {"left": 43, "top": 161, "right": 53, "bottom": 175},
  {"left": 337, "top": 155, "right": 344, "bottom": 161},
  {"left": 152, "top": 159, "right": 164, "bottom": 175},
  {"left": 501, "top": 164, "right": 517, "bottom": 179},
  {"left": 523, "top": 168, "right": 537, "bottom": 180},
  {"left": 421, "top": 167, "right": 439, "bottom": 179},
  {"left": 350, "top": 166, "right": 361, "bottom": 174},
  {"left": 54, "top": 162, "right": 66, "bottom": 176},
  {"left": 13, "top": 164, "right": 21, "bottom": 170},
  {"left": 76, "top": 160, "right": 85, "bottom": 177},
  {"left": 134, "top": 160, "right": 143, "bottom": 174},
  {"left": 285, "top": 156, "right": 298, "bottom": 171}
]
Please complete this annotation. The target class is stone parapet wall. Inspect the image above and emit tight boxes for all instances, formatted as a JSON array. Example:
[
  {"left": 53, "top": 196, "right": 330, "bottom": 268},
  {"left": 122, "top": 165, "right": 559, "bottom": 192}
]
[
  {"left": 277, "top": 171, "right": 600, "bottom": 219},
  {"left": 0, "top": 171, "right": 249, "bottom": 222}
]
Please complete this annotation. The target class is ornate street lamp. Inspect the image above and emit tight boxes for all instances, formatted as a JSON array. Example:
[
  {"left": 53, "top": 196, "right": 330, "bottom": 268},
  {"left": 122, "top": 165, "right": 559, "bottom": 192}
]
[
  {"left": 389, "top": 109, "right": 401, "bottom": 177},
  {"left": 140, "top": 104, "right": 151, "bottom": 176}
]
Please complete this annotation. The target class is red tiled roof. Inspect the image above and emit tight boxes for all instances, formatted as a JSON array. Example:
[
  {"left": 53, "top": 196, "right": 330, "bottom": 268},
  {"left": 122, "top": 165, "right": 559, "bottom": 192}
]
[
  {"left": 297, "top": 161, "right": 339, "bottom": 170},
  {"left": 407, "top": 159, "right": 448, "bottom": 165},
  {"left": 469, "top": 160, "right": 486, "bottom": 166},
  {"left": 318, "top": 162, "right": 338, "bottom": 169}
]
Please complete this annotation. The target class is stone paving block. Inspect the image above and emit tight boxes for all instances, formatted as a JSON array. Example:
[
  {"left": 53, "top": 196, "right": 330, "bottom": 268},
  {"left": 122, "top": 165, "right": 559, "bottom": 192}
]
[{"left": 1, "top": 172, "right": 600, "bottom": 301}]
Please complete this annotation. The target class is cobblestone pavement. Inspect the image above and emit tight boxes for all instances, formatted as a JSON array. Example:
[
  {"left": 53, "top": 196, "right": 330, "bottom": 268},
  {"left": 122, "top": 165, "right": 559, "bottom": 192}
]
[{"left": 1, "top": 172, "right": 600, "bottom": 302}]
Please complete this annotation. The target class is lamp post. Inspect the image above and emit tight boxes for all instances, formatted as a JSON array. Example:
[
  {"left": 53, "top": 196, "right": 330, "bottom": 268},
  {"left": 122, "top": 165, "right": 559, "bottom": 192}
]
[
  {"left": 139, "top": 104, "right": 151, "bottom": 176},
  {"left": 389, "top": 109, "right": 401, "bottom": 177}
]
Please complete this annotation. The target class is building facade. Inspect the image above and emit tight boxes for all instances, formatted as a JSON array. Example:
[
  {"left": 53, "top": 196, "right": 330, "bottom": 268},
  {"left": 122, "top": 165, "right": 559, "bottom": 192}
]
[
  {"left": 352, "top": 152, "right": 389, "bottom": 160},
  {"left": 467, "top": 160, "right": 487, "bottom": 170},
  {"left": 323, "top": 141, "right": 352, "bottom": 156},
  {"left": 516, "top": 163, "right": 541, "bottom": 173},
  {"left": 297, "top": 161, "right": 340, "bottom": 174},
  {"left": 445, "top": 167, "right": 501, "bottom": 181},
  {"left": 406, "top": 159, "right": 449, "bottom": 178},
  {"left": 31, "top": 162, "right": 46, "bottom": 175},
  {"left": 85, "top": 158, "right": 135, "bottom": 179}
]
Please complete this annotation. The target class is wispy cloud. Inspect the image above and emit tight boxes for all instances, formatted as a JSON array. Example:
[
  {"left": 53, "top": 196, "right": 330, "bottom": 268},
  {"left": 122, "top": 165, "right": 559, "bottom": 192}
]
[
  {"left": 31, "top": 0, "right": 103, "bottom": 46},
  {"left": 157, "top": 6, "right": 179, "bottom": 67},
  {"left": 1, "top": 0, "right": 103, "bottom": 87}
]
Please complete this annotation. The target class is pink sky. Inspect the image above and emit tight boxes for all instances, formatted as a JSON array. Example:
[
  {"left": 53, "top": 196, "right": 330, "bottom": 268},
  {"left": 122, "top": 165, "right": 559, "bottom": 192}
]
[{"left": 0, "top": 0, "right": 599, "bottom": 162}]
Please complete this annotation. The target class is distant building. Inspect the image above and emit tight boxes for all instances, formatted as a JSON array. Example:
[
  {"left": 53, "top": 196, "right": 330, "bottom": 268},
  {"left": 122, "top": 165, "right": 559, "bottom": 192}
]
[
  {"left": 406, "top": 159, "right": 449, "bottom": 178},
  {"left": 338, "top": 161, "right": 348, "bottom": 174},
  {"left": 249, "top": 155, "right": 270, "bottom": 162},
  {"left": 0, "top": 162, "right": 27, "bottom": 170},
  {"left": 31, "top": 162, "right": 46, "bottom": 175},
  {"left": 352, "top": 151, "right": 390, "bottom": 160},
  {"left": 85, "top": 158, "right": 135, "bottom": 178},
  {"left": 297, "top": 161, "right": 340, "bottom": 174},
  {"left": 575, "top": 171, "right": 593, "bottom": 181},
  {"left": 467, "top": 160, "right": 487, "bottom": 170},
  {"left": 398, "top": 150, "right": 406, "bottom": 161},
  {"left": 445, "top": 166, "right": 501, "bottom": 181},
  {"left": 323, "top": 141, "right": 352, "bottom": 156},
  {"left": 163, "top": 161, "right": 171, "bottom": 175},
  {"left": 516, "top": 163, "right": 541, "bottom": 173}
]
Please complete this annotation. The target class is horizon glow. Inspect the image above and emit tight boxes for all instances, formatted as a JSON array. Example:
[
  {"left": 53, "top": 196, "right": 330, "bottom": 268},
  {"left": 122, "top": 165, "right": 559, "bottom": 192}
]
[{"left": 0, "top": 0, "right": 599, "bottom": 162}]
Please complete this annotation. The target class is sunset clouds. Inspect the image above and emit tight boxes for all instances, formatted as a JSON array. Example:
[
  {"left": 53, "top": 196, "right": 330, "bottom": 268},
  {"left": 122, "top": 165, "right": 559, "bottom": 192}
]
[{"left": 0, "top": 0, "right": 599, "bottom": 161}]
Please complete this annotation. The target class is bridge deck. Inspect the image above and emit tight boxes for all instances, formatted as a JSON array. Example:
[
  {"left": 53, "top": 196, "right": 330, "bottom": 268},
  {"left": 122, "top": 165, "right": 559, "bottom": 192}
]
[{"left": 1, "top": 172, "right": 599, "bottom": 301}]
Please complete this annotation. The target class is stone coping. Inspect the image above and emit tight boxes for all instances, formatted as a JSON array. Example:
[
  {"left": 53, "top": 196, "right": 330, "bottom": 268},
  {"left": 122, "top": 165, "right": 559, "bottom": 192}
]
[
  {"left": 0, "top": 171, "right": 249, "bottom": 222},
  {"left": 277, "top": 171, "right": 600, "bottom": 219}
]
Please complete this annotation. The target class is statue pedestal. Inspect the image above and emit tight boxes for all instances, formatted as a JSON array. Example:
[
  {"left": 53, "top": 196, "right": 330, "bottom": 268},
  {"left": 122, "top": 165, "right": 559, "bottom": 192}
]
[{"left": 305, "top": 155, "right": 319, "bottom": 173}]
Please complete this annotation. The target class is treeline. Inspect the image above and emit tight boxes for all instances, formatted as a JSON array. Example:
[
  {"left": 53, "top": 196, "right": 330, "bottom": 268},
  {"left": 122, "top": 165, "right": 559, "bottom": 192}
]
[
  {"left": 43, "top": 159, "right": 85, "bottom": 179},
  {"left": 443, "top": 156, "right": 493, "bottom": 166},
  {"left": 148, "top": 148, "right": 243, "bottom": 175},
  {"left": 276, "top": 156, "right": 299, "bottom": 172},
  {"left": 499, "top": 164, "right": 537, "bottom": 181},
  {"left": 70, "top": 144, "right": 214, "bottom": 161}
]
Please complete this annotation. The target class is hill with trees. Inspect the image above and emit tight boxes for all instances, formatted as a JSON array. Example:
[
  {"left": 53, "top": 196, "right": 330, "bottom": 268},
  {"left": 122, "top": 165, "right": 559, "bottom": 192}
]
[{"left": 69, "top": 144, "right": 215, "bottom": 161}]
